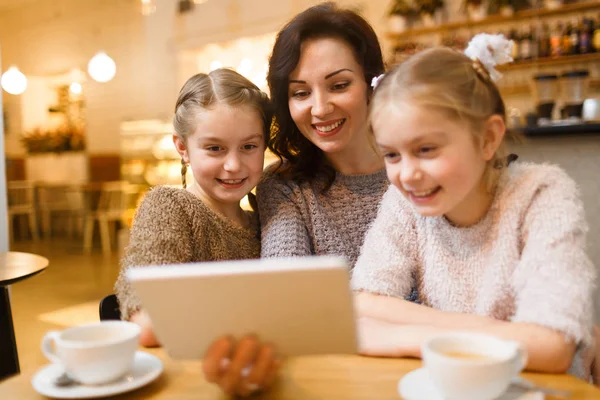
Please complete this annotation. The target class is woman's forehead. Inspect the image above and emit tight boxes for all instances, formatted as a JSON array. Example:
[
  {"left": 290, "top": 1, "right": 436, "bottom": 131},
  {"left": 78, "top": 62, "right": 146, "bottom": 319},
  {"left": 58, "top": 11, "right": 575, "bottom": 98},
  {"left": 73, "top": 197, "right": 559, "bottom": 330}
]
[{"left": 290, "top": 37, "right": 362, "bottom": 80}]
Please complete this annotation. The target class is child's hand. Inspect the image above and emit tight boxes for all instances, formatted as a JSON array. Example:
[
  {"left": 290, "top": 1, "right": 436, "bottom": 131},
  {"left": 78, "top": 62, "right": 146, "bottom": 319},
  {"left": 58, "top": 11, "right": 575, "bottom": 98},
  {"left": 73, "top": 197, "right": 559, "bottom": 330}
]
[
  {"left": 357, "top": 316, "right": 411, "bottom": 357},
  {"left": 130, "top": 310, "right": 160, "bottom": 347},
  {"left": 202, "top": 335, "right": 281, "bottom": 397}
]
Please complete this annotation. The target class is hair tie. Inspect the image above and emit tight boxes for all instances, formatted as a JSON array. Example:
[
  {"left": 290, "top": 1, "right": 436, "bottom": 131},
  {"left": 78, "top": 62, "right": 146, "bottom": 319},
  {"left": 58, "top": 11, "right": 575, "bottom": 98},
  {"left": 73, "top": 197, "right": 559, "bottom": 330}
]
[{"left": 471, "top": 58, "right": 492, "bottom": 82}]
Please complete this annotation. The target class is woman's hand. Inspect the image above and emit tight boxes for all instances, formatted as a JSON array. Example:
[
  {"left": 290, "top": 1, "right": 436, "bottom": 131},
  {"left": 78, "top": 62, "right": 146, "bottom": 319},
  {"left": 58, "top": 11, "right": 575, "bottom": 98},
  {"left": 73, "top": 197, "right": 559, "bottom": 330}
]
[{"left": 202, "top": 335, "right": 281, "bottom": 397}]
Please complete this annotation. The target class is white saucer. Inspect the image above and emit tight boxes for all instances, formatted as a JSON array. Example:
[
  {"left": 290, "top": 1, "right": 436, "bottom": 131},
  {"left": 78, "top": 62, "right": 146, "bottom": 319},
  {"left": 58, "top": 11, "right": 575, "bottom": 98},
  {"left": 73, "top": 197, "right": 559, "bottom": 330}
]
[
  {"left": 398, "top": 368, "right": 544, "bottom": 400},
  {"left": 32, "top": 351, "right": 163, "bottom": 399}
]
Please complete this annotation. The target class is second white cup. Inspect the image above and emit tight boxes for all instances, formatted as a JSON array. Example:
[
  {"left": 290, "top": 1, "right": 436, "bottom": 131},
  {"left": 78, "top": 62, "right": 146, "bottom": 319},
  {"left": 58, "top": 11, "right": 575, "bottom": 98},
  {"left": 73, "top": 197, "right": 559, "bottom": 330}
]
[{"left": 422, "top": 332, "right": 527, "bottom": 400}]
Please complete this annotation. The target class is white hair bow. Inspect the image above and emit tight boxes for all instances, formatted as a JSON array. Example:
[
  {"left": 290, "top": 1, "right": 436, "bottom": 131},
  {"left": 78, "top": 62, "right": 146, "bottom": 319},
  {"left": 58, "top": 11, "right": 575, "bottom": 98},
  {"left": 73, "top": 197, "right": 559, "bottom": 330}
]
[{"left": 464, "top": 33, "right": 514, "bottom": 82}]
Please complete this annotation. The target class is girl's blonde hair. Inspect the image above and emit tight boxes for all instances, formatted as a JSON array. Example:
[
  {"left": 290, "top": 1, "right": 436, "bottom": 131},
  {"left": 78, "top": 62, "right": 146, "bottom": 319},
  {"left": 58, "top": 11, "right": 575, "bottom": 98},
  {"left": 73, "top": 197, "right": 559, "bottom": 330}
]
[
  {"left": 370, "top": 47, "right": 514, "bottom": 190},
  {"left": 173, "top": 68, "right": 272, "bottom": 143}
]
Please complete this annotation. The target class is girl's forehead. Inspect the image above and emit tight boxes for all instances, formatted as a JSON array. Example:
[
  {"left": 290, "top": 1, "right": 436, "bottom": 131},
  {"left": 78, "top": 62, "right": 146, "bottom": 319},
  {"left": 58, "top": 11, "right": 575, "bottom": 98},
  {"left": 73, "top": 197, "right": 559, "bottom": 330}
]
[
  {"left": 195, "top": 103, "right": 259, "bottom": 119},
  {"left": 371, "top": 102, "right": 469, "bottom": 143}
]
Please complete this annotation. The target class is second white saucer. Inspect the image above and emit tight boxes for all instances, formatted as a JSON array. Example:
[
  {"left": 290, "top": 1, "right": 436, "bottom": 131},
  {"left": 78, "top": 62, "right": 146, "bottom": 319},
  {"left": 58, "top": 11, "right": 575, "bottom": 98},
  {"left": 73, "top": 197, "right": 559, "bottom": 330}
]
[{"left": 398, "top": 368, "right": 544, "bottom": 400}]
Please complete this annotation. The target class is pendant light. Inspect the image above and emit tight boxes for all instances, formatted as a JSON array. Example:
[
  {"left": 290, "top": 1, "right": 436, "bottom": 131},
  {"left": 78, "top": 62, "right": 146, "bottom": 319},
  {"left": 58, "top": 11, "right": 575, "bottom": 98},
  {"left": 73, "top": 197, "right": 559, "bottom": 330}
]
[
  {"left": 87, "top": 52, "right": 116, "bottom": 83},
  {"left": 1, "top": 66, "right": 27, "bottom": 95}
]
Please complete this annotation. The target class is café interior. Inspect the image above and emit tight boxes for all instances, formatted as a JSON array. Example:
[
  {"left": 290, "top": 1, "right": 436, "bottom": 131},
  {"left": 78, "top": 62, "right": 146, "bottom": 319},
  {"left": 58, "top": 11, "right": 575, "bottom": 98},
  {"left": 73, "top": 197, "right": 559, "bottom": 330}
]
[{"left": 1, "top": 0, "right": 600, "bottom": 398}]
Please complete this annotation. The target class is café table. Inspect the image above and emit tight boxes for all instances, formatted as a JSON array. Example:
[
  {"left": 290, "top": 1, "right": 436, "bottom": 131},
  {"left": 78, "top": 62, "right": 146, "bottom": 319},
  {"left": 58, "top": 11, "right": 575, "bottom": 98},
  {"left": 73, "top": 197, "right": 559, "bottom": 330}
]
[
  {"left": 1, "top": 347, "right": 599, "bottom": 399},
  {"left": 0, "top": 251, "right": 49, "bottom": 381}
]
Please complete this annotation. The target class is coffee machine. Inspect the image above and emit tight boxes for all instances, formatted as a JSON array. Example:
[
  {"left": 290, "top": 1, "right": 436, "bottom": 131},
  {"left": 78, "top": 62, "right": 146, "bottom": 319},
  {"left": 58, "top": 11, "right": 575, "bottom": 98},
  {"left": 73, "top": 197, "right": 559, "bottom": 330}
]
[
  {"left": 559, "top": 70, "right": 590, "bottom": 120},
  {"left": 532, "top": 74, "right": 559, "bottom": 125}
]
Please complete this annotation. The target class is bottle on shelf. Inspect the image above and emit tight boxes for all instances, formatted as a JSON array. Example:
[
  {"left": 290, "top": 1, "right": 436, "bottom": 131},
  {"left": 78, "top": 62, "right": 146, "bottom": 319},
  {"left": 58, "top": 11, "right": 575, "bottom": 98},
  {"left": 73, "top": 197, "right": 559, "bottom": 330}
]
[
  {"left": 530, "top": 24, "right": 540, "bottom": 59},
  {"left": 570, "top": 18, "right": 580, "bottom": 55},
  {"left": 520, "top": 26, "right": 532, "bottom": 60},
  {"left": 550, "top": 22, "right": 563, "bottom": 57},
  {"left": 538, "top": 23, "right": 551, "bottom": 58},
  {"left": 593, "top": 16, "right": 600, "bottom": 51},
  {"left": 562, "top": 22, "right": 573, "bottom": 56},
  {"left": 579, "top": 18, "right": 592, "bottom": 54},
  {"left": 509, "top": 29, "right": 521, "bottom": 60}
]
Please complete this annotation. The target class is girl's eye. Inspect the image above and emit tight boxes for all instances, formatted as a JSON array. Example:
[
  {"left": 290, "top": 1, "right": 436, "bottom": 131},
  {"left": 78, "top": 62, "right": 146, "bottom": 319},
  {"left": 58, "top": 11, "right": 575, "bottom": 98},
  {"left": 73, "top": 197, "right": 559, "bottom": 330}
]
[
  {"left": 383, "top": 152, "right": 400, "bottom": 161},
  {"left": 332, "top": 82, "right": 350, "bottom": 91},
  {"left": 206, "top": 146, "right": 222, "bottom": 152},
  {"left": 243, "top": 144, "right": 258, "bottom": 150},
  {"left": 419, "top": 146, "right": 437, "bottom": 155}
]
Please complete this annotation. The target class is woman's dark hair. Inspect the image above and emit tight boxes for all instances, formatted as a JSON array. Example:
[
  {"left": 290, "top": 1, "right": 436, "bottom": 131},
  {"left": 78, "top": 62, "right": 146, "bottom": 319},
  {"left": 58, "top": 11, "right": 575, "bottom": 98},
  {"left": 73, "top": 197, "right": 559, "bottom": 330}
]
[{"left": 267, "top": 2, "right": 385, "bottom": 187}]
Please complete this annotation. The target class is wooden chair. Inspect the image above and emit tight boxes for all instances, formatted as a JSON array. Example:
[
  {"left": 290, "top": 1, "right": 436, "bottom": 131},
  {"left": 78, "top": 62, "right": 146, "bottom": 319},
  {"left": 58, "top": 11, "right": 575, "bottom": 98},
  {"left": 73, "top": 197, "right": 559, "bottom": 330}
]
[
  {"left": 83, "top": 181, "right": 140, "bottom": 255},
  {"left": 37, "top": 183, "right": 84, "bottom": 238},
  {"left": 6, "top": 181, "right": 39, "bottom": 242}
]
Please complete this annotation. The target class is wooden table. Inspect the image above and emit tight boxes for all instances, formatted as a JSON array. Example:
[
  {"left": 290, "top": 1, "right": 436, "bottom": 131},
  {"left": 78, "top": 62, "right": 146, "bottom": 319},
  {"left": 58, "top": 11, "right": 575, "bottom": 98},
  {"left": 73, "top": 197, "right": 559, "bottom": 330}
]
[
  {"left": 0, "top": 252, "right": 49, "bottom": 380},
  {"left": 1, "top": 347, "right": 599, "bottom": 399}
]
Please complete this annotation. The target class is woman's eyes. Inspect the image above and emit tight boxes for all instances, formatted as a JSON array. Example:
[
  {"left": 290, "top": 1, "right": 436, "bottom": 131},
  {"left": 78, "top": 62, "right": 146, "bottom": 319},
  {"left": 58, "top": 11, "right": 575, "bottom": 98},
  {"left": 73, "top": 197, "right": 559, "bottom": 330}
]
[
  {"left": 291, "top": 90, "right": 309, "bottom": 99},
  {"left": 290, "top": 81, "right": 351, "bottom": 98},
  {"left": 332, "top": 82, "right": 350, "bottom": 91}
]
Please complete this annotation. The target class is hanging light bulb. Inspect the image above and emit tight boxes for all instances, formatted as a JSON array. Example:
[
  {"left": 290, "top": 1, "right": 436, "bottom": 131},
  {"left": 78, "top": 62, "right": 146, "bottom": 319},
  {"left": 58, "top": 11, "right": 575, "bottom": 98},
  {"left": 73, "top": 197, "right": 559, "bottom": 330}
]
[
  {"left": 1, "top": 66, "right": 28, "bottom": 95},
  {"left": 87, "top": 52, "right": 116, "bottom": 83},
  {"left": 141, "top": 0, "right": 156, "bottom": 16},
  {"left": 69, "top": 82, "right": 83, "bottom": 95}
]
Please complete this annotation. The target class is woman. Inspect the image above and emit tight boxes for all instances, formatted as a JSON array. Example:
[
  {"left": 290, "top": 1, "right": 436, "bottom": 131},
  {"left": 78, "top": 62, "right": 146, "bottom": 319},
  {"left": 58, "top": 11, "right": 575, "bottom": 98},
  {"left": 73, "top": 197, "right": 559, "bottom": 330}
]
[
  {"left": 257, "top": 2, "right": 387, "bottom": 268},
  {"left": 202, "top": 3, "right": 388, "bottom": 397}
]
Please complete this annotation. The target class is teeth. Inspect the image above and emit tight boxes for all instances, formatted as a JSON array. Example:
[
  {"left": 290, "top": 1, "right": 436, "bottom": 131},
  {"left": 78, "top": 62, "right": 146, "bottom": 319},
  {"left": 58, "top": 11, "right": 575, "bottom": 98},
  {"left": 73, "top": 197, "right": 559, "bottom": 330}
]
[
  {"left": 221, "top": 179, "right": 244, "bottom": 184},
  {"left": 412, "top": 188, "right": 437, "bottom": 197},
  {"left": 315, "top": 119, "right": 344, "bottom": 133}
]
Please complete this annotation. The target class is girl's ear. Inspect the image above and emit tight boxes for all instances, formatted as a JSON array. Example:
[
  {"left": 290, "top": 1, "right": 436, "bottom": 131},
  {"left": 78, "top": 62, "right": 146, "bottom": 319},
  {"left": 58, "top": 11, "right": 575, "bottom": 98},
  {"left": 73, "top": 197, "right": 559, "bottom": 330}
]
[
  {"left": 481, "top": 115, "right": 506, "bottom": 161},
  {"left": 173, "top": 135, "right": 189, "bottom": 163}
]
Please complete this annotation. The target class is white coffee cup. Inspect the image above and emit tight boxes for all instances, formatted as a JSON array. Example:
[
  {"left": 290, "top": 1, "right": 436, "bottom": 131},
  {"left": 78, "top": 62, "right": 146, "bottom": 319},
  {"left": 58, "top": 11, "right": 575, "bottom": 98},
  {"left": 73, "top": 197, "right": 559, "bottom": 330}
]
[
  {"left": 422, "top": 332, "right": 527, "bottom": 400},
  {"left": 41, "top": 321, "right": 140, "bottom": 385}
]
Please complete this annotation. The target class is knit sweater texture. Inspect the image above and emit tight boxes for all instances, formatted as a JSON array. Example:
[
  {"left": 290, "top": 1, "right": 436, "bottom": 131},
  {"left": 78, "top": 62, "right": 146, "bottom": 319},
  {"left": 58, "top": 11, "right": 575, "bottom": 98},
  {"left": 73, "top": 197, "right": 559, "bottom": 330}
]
[
  {"left": 351, "top": 163, "right": 595, "bottom": 378},
  {"left": 256, "top": 166, "right": 389, "bottom": 269},
  {"left": 114, "top": 186, "right": 260, "bottom": 320}
]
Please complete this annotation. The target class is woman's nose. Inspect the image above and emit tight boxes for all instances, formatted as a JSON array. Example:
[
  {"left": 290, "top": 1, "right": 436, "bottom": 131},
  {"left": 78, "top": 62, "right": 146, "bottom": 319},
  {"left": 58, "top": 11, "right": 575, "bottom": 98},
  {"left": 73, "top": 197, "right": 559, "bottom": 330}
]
[{"left": 311, "top": 92, "right": 333, "bottom": 118}]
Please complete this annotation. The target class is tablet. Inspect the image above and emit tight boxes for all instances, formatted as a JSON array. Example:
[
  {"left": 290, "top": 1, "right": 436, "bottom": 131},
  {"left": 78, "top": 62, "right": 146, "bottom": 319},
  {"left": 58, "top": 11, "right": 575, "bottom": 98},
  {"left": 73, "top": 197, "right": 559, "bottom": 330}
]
[{"left": 126, "top": 256, "right": 357, "bottom": 359}]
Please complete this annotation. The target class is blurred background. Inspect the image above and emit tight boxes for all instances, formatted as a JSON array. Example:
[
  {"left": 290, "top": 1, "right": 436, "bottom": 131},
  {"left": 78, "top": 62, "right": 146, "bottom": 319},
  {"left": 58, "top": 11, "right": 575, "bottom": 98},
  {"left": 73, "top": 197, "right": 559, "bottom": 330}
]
[{"left": 0, "top": 0, "right": 599, "bottom": 373}]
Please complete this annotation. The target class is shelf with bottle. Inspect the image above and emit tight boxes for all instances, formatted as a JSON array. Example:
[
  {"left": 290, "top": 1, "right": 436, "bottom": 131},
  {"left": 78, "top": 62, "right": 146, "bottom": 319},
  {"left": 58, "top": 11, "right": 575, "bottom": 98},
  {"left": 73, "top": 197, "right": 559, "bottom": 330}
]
[
  {"left": 499, "top": 77, "right": 600, "bottom": 95},
  {"left": 391, "top": 13, "right": 600, "bottom": 68},
  {"left": 498, "top": 52, "right": 600, "bottom": 69},
  {"left": 501, "top": 14, "right": 600, "bottom": 63},
  {"left": 387, "top": 1, "right": 600, "bottom": 40}
]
